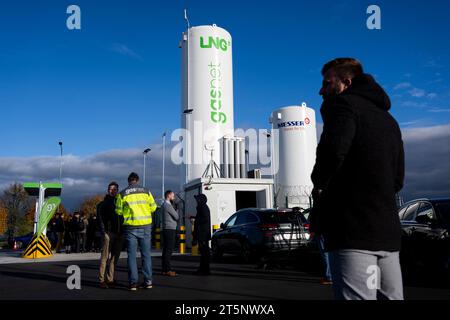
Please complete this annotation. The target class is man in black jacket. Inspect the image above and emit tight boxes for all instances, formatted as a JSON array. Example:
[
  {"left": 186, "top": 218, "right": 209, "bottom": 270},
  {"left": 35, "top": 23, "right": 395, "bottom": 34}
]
[
  {"left": 54, "top": 213, "right": 65, "bottom": 253},
  {"left": 311, "top": 58, "right": 405, "bottom": 300},
  {"left": 71, "top": 212, "right": 83, "bottom": 253},
  {"left": 192, "top": 194, "right": 211, "bottom": 275},
  {"left": 97, "top": 181, "right": 124, "bottom": 288}
]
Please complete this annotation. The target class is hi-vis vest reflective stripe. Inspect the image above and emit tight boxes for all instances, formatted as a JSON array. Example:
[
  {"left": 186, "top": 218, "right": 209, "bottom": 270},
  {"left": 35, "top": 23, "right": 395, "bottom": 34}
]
[{"left": 116, "top": 186, "right": 157, "bottom": 226}]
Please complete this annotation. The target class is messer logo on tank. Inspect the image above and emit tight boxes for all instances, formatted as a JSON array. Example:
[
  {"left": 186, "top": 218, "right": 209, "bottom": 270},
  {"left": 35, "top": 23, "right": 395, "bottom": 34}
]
[{"left": 277, "top": 118, "right": 311, "bottom": 128}]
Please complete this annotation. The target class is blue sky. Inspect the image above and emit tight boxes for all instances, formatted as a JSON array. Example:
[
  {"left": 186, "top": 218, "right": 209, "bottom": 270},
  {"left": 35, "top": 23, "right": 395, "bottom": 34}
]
[{"left": 1, "top": 0, "right": 449, "bottom": 157}]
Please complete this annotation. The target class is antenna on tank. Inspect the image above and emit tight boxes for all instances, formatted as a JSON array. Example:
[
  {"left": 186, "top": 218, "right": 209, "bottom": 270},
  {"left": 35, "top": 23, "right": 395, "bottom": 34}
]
[
  {"left": 184, "top": 9, "right": 190, "bottom": 29},
  {"left": 202, "top": 145, "right": 223, "bottom": 180}
]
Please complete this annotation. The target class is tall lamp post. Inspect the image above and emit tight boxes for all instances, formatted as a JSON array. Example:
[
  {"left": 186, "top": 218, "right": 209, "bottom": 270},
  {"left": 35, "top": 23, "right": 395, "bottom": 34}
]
[
  {"left": 162, "top": 132, "right": 166, "bottom": 199},
  {"left": 245, "top": 149, "right": 250, "bottom": 174},
  {"left": 58, "top": 141, "right": 63, "bottom": 182},
  {"left": 265, "top": 131, "right": 274, "bottom": 179},
  {"left": 183, "top": 109, "right": 193, "bottom": 184},
  {"left": 143, "top": 148, "right": 151, "bottom": 188}
]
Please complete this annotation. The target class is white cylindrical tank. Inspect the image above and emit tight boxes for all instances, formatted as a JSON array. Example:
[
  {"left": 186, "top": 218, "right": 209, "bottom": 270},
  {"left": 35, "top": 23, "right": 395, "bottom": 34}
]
[
  {"left": 270, "top": 104, "right": 318, "bottom": 208},
  {"left": 228, "top": 139, "right": 235, "bottom": 178},
  {"left": 180, "top": 25, "right": 234, "bottom": 186}
]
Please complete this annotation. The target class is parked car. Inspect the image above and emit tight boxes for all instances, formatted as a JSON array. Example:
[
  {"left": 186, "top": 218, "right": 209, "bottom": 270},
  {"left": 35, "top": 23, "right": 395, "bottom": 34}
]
[
  {"left": 211, "top": 208, "right": 310, "bottom": 262},
  {"left": 398, "top": 198, "right": 450, "bottom": 283},
  {"left": 11, "top": 232, "right": 34, "bottom": 249}
]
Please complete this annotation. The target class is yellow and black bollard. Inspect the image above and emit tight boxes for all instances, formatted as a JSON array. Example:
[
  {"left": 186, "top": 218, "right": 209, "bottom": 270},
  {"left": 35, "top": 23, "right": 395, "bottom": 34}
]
[
  {"left": 22, "top": 234, "right": 53, "bottom": 259},
  {"left": 179, "top": 226, "right": 186, "bottom": 254},
  {"left": 212, "top": 224, "right": 219, "bottom": 234},
  {"left": 191, "top": 224, "right": 198, "bottom": 256},
  {"left": 155, "top": 228, "right": 161, "bottom": 250}
]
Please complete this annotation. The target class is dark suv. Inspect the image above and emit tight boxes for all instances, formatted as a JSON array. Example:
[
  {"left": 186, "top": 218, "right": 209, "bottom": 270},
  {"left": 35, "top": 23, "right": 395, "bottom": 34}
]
[
  {"left": 211, "top": 208, "right": 310, "bottom": 262},
  {"left": 398, "top": 198, "right": 450, "bottom": 283}
]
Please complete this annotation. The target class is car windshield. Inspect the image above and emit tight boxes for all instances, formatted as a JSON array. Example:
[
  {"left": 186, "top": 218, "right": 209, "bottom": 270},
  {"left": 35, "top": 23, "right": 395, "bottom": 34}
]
[
  {"left": 260, "top": 211, "right": 307, "bottom": 224},
  {"left": 434, "top": 201, "right": 450, "bottom": 224}
]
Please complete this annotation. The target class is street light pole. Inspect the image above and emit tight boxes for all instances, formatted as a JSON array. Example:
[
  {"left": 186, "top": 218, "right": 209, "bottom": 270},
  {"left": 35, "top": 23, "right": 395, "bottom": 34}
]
[
  {"left": 265, "top": 131, "right": 274, "bottom": 179},
  {"left": 58, "top": 141, "right": 63, "bottom": 182},
  {"left": 143, "top": 148, "right": 151, "bottom": 188},
  {"left": 245, "top": 149, "right": 250, "bottom": 174},
  {"left": 162, "top": 132, "right": 166, "bottom": 199},
  {"left": 183, "top": 109, "right": 194, "bottom": 185}
]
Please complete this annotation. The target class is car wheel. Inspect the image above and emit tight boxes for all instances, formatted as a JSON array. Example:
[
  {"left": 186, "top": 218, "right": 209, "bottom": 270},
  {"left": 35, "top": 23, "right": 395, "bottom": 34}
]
[{"left": 241, "top": 241, "right": 253, "bottom": 263}]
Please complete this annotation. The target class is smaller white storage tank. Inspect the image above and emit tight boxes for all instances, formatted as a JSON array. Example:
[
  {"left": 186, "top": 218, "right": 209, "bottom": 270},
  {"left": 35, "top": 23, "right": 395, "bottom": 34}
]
[{"left": 270, "top": 103, "right": 318, "bottom": 208}]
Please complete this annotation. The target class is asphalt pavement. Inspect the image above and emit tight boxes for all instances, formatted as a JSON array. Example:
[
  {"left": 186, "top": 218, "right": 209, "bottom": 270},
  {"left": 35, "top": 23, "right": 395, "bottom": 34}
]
[{"left": 0, "top": 251, "right": 449, "bottom": 300}]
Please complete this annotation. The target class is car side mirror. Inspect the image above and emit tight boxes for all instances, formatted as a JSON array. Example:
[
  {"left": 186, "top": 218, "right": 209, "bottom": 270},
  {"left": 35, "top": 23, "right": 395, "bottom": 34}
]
[{"left": 220, "top": 223, "right": 226, "bottom": 229}]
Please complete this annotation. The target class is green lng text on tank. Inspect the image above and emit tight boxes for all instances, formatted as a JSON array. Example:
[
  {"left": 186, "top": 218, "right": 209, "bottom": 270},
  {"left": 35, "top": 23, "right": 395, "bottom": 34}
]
[
  {"left": 209, "top": 62, "right": 227, "bottom": 124},
  {"left": 200, "top": 36, "right": 231, "bottom": 52}
]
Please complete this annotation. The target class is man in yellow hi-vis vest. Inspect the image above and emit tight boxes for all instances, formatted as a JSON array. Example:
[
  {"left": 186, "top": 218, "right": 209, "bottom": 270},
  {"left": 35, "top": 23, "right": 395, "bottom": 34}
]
[{"left": 116, "top": 172, "right": 157, "bottom": 291}]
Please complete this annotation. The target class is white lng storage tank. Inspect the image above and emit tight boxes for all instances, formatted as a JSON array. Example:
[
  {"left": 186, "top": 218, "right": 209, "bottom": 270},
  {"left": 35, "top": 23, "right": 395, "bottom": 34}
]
[
  {"left": 270, "top": 103, "right": 318, "bottom": 208},
  {"left": 180, "top": 24, "right": 235, "bottom": 186}
]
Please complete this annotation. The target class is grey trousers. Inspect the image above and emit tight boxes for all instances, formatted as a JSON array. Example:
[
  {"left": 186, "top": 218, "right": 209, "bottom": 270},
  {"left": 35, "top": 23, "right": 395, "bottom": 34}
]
[{"left": 329, "top": 249, "right": 404, "bottom": 300}]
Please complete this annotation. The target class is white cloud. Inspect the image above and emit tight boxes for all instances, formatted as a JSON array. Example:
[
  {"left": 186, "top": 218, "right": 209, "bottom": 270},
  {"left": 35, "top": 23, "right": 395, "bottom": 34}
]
[
  {"left": 424, "top": 59, "right": 444, "bottom": 69},
  {"left": 2, "top": 124, "right": 450, "bottom": 209},
  {"left": 401, "top": 123, "right": 450, "bottom": 200},
  {"left": 428, "top": 108, "right": 450, "bottom": 113},
  {"left": 394, "top": 82, "right": 411, "bottom": 90},
  {"left": 313, "top": 123, "right": 450, "bottom": 202},
  {"left": 110, "top": 43, "right": 143, "bottom": 61},
  {"left": 408, "top": 88, "right": 426, "bottom": 98},
  {"left": 401, "top": 100, "right": 429, "bottom": 108},
  {"left": 0, "top": 145, "right": 180, "bottom": 210},
  {"left": 402, "top": 123, "right": 450, "bottom": 141},
  {"left": 393, "top": 81, "right": 437, "bottom": 100},
  {"left": 400, "top": 120, "right": 422, "bottom": 127}
]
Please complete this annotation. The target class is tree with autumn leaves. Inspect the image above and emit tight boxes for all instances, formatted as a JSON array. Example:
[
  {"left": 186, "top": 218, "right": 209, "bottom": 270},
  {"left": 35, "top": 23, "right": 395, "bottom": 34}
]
[
  {"left": 79, "top": 194, "right": 104, "bottom": 217},
  {"left": 0, "top": 183, "right": 34, "bottom": 240},
  {"left": 0, "top": 183, "right": 71, "bottom": 239},
  {"left": 0, "top": 182, "right": 104, "bottom": 240}
]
